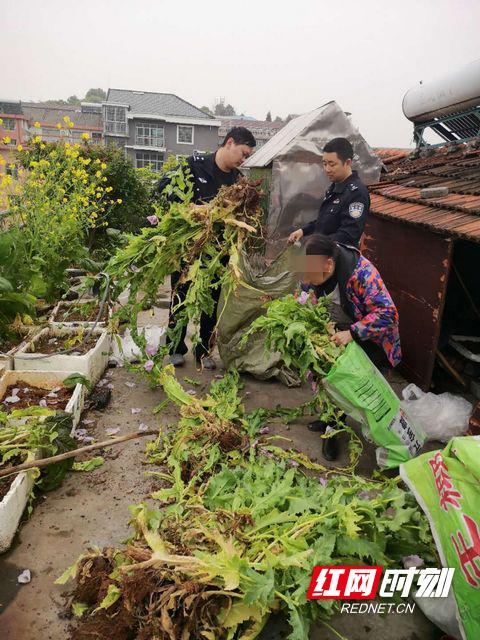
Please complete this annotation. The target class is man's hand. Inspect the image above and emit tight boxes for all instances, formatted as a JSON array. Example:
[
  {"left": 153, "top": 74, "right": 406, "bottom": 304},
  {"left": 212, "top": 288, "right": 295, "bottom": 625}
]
[
  {"left": 288, "top": 229, "right": 304, "bottom": 244},
  {"left": 331, "top": 330, "right": 353, "bottom": 347}
]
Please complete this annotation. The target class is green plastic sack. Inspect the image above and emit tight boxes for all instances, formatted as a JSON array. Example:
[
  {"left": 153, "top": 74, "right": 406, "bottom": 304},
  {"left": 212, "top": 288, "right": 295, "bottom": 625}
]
[
  {"left": 217, "top": 244, "right": 302, "bottom": 386},
  {"left": 323, "top": 342, "right": 425, "bottom": 469},
  {"left": 400, "top": 437, "right": 480, "bottom": 640}
]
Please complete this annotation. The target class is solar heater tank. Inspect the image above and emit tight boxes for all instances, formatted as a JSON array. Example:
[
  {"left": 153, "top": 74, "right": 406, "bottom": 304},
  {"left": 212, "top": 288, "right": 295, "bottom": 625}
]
[{"left": 402, "top": 58, "right": 480, "bottom": 122}]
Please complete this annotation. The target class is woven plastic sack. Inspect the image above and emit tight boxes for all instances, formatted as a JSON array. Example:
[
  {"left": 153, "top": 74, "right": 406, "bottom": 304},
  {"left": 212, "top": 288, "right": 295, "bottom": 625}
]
[
  {"left": 400, "top": 437, "right": 480, "bottom": 640},
  {"left": 323, "top": 341, "right": 425, "bottom": 469},
  {"left": 217, "top": 244, "right": 302, "bottom": 386}
]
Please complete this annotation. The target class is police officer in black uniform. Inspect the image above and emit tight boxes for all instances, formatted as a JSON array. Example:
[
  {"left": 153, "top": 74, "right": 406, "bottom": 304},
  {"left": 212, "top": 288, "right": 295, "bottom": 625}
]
[
  {"left": 288, "top": 138, "right": 370, "bottom": 247},
  {"left": 156, "top": 127, "right": 256, "bottom": 369}
]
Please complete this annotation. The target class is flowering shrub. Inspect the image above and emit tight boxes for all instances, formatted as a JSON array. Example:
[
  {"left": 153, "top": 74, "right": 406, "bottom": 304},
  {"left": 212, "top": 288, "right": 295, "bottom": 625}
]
[{"left": 0, "top": 122, "right": 112, "bottom": 300}]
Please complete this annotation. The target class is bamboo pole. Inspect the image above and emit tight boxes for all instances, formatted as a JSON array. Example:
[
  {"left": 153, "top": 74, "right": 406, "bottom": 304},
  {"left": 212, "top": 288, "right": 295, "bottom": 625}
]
[{"left": 0, "top": 429, "right": 158, "bottom": 479}]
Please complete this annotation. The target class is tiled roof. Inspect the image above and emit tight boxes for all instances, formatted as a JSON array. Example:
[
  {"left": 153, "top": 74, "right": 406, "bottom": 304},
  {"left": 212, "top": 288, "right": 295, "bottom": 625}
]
[
  {"left": 106, "top": 89, "right": 213, "bottom": 120},
  {"left": 369, "top": 144, "right": 480, "bottom": 242},
  {"left": 22, "top": 104, "right": 102, "bottom": 129},
  {"left": 218, "top": 118, "right": 284, "bottom": 131},
  {"left": 374, "top": 148, "right": 412, "bottom": 164}
]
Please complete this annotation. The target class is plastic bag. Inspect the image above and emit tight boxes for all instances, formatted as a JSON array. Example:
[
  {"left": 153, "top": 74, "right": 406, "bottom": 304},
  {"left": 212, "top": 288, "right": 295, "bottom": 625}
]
[
  {"left": 400, "top": 437, "right": 480, "bottom": 640},
  {"left": 217, "top": 244, "right": 303, "bottom": 386},
  {"left": 401, "top": 384, "right": 472, "bottom": 443},
  {"left": 323, "top": 342, "right": 425, "bottom": 469},
  {"left": 110, "top": 325, "right": 166, "bottom": 364}
]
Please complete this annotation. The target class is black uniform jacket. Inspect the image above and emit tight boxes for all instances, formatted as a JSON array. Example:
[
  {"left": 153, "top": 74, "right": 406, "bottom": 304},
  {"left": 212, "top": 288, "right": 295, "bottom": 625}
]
[
  {"left": 156, "top": 152, "right": 240, "bottom": 204},
  {"left": 301, "top": 170, "right": 370, "bottom": 247}
]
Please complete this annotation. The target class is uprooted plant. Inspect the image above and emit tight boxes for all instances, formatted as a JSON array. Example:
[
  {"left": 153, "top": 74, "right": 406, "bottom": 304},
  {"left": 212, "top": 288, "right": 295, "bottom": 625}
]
[
  {"left": 59, "top": 368, "right": 437, "bottom": 640},
  {"left": 107, "top": 176, "right": 264, "bottom": 364}
]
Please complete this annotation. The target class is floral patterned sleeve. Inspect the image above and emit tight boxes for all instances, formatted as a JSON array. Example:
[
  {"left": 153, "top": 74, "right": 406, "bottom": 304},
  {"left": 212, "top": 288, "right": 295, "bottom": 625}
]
[{"left": 347, "top": 257, "right": 402, "bottom": 366}]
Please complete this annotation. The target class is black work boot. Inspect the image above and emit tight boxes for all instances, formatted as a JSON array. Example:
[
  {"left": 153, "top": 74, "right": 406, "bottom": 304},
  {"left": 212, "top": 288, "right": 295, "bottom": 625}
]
[
  {"left": 308, "top": 417, "right": 344, "bottom": 462},
  {"left": 321, "top": 430, "right": 340, "bottom": 462}
]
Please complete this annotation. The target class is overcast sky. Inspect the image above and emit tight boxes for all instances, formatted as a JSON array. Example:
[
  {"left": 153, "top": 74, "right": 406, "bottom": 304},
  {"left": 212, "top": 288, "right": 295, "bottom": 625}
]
[{"left": 2, "top": 0, "right": 479, "bottom": 147}]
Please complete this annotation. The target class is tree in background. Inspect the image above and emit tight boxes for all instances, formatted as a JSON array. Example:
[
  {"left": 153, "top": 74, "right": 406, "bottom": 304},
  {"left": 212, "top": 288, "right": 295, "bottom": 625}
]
[
  {"left": 265, "top": 111, "right": 272, "bottom": 122},
  {"left": 214, "top": 100, "right": 236, "bottom": 116},
  {"left": 200, "top": 106, "right": 214, "bottom": 117},
  {"left": 84, "top": 88, "right": 107, "bottom": 103},
  {"left": 274, "top": 116, "right": 283, "bottom": 123},
  {"left": 67, "top": 95, "right": 81, "bottom": 105}
]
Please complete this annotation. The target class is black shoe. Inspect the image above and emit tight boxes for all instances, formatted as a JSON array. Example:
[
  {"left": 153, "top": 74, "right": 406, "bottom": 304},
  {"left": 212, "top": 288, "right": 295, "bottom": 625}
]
[
  {"left": 322, "top": 433, "right": 339, "bottom": 462},
  {"left": 169, "top": 353, "right": 185, "bottom": 367},
  {"left": 307, "top": 420, "right": 328, "bottom": 433}
]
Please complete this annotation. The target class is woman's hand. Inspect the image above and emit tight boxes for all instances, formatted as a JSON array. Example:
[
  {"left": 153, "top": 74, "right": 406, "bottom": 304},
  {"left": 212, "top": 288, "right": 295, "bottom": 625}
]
[{"left": 331, "top": 330, "right": 353, "bottom": 346}]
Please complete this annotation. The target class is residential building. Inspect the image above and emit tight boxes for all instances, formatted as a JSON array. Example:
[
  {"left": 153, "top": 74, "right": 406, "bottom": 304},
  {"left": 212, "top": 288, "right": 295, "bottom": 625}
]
[
  {"left": 102, "top": 89, "right": 221, "bottom": 171},
  {"left": 22, "top": 102, "right": 103, "bottom": 144},
  {"left": 218, "top": 117, "right": 284, "bottom": 149},
  {"left": 0, "top": 100, "right": 103, "bottom": 173},
  {"left": 0, "top": 100, "right": 30, "bottom": 170}
]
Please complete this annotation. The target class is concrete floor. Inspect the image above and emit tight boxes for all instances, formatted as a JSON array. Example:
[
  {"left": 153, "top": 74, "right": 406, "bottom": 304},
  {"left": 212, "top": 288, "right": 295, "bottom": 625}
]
[{"left": 0, "top": 304, "right": 444, "bottom": 640}]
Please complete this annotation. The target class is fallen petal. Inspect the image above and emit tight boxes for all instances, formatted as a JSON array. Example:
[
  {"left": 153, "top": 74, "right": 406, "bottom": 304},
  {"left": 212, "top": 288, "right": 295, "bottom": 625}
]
[
  {"left": 82, "top": 419, "right": 95, "bottom": 425},
  {"left": 131, "top": 408, "right": 142, "bottom": 414},
  {"left": 4, "top": 395, "right": 21, "bottom": 403},
  {"left": 124, "top": 381, "right": 136, "bottom": 388},
  {"left": 403, "top": 555, "right": 424, "bottom": 569},
  {"left": 17, "top": 569, "right": 31, "bottom": 584},
  {"left": 138, "top": 423, "right": 149, "bottom": 432},
  {"left": 106, "top": 427, "right": 120, "bottom": 436},
  {"left": 38, "top": 399, "right": 48, "bottom": 407}
]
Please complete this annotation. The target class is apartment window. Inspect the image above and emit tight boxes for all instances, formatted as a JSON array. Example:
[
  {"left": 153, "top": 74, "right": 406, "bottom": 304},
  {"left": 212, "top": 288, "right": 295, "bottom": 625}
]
[
  {"left": 104, "top": 105, "right": 127, "bottom": 135},
  {"left": 2, "top": 118, "right": 15, "bottom": 131},
  {"left": 177, "top": 125, "right": 194, "bottom": 144},
  {"left": 135, "top": 151, "right": 164, "bottom": 172},
  {"left": 91, "top": 132, "right": 102, "bottom": 141},
  {"left": 136, "top": 123, "right": 165, "bottom": 147}
]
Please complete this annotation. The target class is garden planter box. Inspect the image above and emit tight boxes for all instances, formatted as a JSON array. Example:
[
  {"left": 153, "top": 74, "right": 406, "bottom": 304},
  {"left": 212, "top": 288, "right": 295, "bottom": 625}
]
[
  {"left": 0, "top": 327, "right": 42, "bottom": 372},
  {"left": 14, "top": 327, "right": 111, "bottom": 385},
  {"left": 0, "top": 370, "right": 84, "bottom": 553},
  {"left": 49, "top": 299, "right": 111, "bottom": 329}
]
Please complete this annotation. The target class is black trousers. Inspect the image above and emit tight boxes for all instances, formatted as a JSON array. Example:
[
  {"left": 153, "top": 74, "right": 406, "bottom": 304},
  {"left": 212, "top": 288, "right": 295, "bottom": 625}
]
[{"left": 166, "top": 270, "right": 221, "bottom": 360}]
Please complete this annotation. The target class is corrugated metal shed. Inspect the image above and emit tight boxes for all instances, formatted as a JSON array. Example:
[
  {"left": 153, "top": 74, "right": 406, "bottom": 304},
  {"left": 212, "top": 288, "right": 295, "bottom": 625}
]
[
  {"left": 363, "top": 143, "right": 480, "bottom": 390},
  {"left": 243, "top": 103, "right": 336, "bottom": 168}
]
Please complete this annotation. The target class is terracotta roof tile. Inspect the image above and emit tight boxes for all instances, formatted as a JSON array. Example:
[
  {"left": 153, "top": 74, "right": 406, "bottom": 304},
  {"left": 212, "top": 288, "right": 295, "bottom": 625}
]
[{"left": 369, "top": 145, "right": 480, "bottom": 242}]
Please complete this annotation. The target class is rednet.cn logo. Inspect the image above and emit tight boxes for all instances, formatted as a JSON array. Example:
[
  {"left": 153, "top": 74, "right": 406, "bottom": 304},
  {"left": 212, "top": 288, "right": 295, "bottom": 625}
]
[{"left": 307, "top": 566, "right": 454, "bottom": 614}]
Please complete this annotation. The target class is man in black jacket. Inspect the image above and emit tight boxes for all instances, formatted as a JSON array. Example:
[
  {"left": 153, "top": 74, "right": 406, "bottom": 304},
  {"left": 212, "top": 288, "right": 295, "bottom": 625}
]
[
  {"left": 156, "top": 126, "right": 256, "bottom": 369},
  {"left": 288, "top": 138, "right": 370, "bottom": 248}
]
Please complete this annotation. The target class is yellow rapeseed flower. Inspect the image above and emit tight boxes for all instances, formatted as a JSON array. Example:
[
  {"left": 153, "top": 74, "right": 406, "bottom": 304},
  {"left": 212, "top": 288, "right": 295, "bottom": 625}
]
[
  {"left": 82, "top": 133, "right": 90, "bottom": 140},
  {"left": 9, "top": 163, "right": 15, "bottom": 169},
  {"left": 116, "top": 198, "right": 123, "bottom": 204},
  {"left": 56, "top": 123, "right": 62, "bottom": 129},
  {"left": 2, "top": 136, "right": 11, "bottom": 144},
  {"left": 95, "top": 170, "right": 101, "bottom": 178},
  {"left": 33, "top": 135, "right": 42, "bottom": 143},
  {"left": 100, "top": 162, "right": 107, "bottom": 169},
  {"left": 34, "top": 121, "right": 41, "bottom": 128},
  {"left": 0, "top": 118, "right": 3, "bottom": 126},
  {"left": 17, "top": 145, "right": 23, "bottom": 151},
  {"left": 0, "top": 156, "right": 5, "bottom": 165}
]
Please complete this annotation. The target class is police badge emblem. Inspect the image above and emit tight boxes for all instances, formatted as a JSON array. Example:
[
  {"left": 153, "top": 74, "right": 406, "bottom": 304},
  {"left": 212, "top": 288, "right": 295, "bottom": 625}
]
[{"left": 349, "top": 202, "right": 364, "bottom": 218}]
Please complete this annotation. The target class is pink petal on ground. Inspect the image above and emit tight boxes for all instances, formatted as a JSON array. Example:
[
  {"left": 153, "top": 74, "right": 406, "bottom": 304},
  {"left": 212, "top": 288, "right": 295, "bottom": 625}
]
[
  {"left": 105, "top": 427, "right": 120, "bottom": 436},
  {"left": 17, "top": 569, "right": 31, "bottom": 584}
]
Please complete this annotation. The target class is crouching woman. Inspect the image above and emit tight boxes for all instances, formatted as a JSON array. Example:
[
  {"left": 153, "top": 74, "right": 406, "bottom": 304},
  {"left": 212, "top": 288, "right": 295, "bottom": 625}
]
[{"left": 302, "top": 234, "right": 402, "bottom": 460}]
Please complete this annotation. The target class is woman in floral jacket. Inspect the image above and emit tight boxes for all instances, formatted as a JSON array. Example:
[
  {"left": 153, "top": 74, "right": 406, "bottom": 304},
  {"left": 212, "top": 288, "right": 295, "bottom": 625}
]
[
  {"left": 302, "top": 234, "right": 401, "bottom": 367},
  {"left": 301, "top": 233, "right": 401, "bottom": 460}
]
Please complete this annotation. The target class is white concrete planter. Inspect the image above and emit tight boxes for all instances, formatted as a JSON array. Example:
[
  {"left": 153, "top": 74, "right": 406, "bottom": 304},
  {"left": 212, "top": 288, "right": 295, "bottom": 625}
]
[
  {"left": 0, "top": 370, "right": 84, "bottom": 553},
  {"left": 49, "top": 299, "right": 111, "bottom": 329},
  {"left": 0, "top": 327, "right": 42, "bottom": 372},
  {"left": 14, "top": 327, "right": 111, "bottom": 385}
]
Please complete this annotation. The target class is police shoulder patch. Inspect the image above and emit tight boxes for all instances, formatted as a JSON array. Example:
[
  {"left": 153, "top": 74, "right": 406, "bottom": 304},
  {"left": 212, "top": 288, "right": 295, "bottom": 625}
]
[
  {"left": 350, "top": 183, "right": 358, "bottom": 191},
  {"left": 349, "top": 202, "right": 364, "bottom": 218}
]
